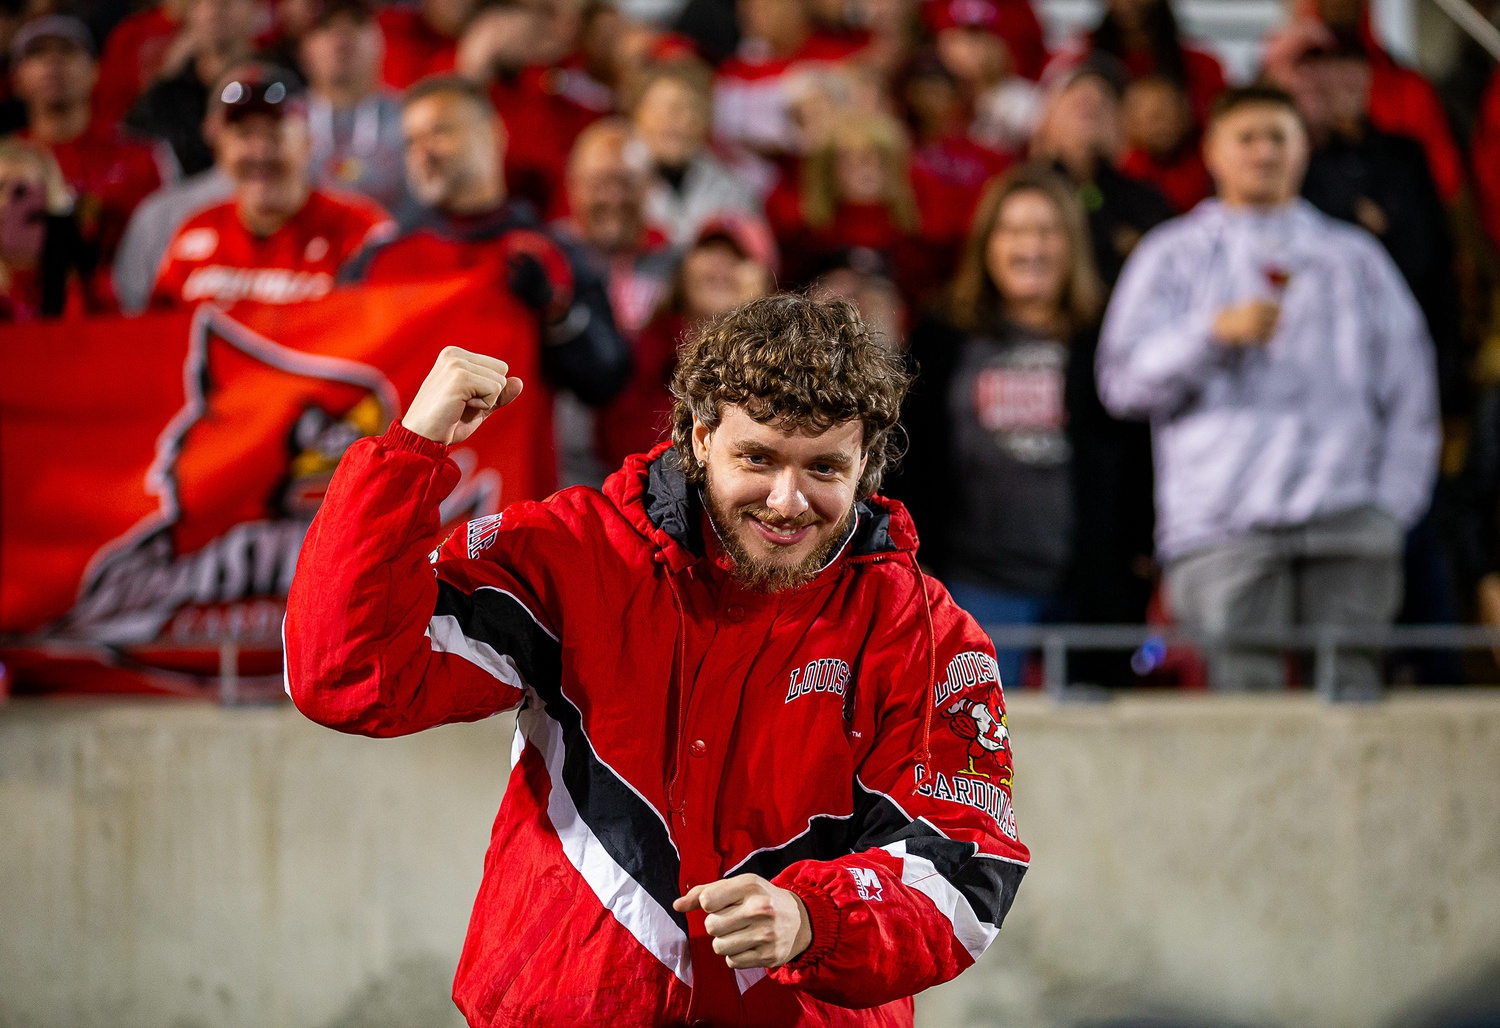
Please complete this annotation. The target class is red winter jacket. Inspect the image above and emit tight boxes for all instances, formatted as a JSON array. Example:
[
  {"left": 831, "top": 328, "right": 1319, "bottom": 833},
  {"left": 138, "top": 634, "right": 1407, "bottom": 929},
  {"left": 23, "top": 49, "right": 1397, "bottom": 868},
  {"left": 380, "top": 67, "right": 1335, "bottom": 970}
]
[{"left": 285, "top": 424, "right": 1029, "bottom": 1026}]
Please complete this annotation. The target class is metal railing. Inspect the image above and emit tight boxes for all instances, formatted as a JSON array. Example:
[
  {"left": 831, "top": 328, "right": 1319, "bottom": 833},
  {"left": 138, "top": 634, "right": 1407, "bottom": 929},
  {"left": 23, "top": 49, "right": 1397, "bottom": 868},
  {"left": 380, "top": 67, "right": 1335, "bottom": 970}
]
[
  {"left": 0, "top": 636, "right": 283, "bottom": 705},
  {"left": 1428, "top": 0, "right": 1500, "bottom": 62},
  {"left": 981, "top": 623, "right": 1500, "bottom": 701},
  {"left": 6, "top": 624, "right": 1500, "bottom": 704}
]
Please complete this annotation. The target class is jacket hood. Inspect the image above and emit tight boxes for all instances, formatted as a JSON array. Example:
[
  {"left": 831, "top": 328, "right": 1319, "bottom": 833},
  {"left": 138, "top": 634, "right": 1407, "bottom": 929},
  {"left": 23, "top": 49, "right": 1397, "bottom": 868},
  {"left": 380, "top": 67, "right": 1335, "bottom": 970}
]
[{"left": 603, "top": 442, "right": 921, "bottom": 574}]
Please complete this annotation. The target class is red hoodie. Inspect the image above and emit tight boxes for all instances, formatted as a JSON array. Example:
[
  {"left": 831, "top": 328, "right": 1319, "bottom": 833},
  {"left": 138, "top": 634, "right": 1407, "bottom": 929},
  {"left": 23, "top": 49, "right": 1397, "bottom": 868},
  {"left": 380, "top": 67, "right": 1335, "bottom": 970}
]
[
  {"left": 285, "top": 425, "right": 1030, "bottom": 1027},
  {"left": 1119, "top": 143, "right": 1212, "bottom": 214}
]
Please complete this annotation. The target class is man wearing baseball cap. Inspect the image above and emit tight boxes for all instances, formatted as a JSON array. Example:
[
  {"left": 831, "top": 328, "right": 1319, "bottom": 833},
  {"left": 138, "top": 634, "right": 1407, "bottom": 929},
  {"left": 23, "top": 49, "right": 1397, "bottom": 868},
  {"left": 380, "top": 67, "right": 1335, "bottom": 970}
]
[
  {"left": 12, "top": 14, "right": 176, "bottom": 304},
  {"left": 925, "top": 0, "right": 1048, "bottom": 82},
  {"left": 150, "top": 63, "right": 392, "bottom": 308}
]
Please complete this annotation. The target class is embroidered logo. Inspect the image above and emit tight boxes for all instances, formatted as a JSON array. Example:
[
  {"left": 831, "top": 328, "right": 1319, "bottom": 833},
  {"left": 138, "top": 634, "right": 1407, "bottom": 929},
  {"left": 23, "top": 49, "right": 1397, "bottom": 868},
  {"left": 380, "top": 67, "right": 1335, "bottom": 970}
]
[
  {"left": 917, "top": 649, "right": 1018, "bottom": 839},
  {"left": 848, "top": 866, "right": 883, "bottom": 902},
  {"left": 941, "top": 696, "right": 1011, "bottom": 784},
  {"left": 466, "top": 512, "right": 505, "bottom": 558},
  {"left": 932, "top": 651, "right": 1001, "bottom": 708},
  {"left": 784, "top": 657, "right": 851, "bottom": 703},
  {"left": 916, "top": 760, "right": 1020, "bottom": 841}
]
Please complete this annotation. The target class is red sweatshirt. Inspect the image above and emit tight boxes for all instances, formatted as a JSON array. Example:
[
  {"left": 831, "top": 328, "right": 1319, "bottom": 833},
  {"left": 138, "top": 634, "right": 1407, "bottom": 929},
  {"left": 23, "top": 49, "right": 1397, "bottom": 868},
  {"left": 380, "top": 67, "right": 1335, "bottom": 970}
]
[
  {"left": 285, "top": 426, "right": 1030, "bottom": 1027},
  {"left": 152, "top": 190, "right": 391, "bottom": 308}
]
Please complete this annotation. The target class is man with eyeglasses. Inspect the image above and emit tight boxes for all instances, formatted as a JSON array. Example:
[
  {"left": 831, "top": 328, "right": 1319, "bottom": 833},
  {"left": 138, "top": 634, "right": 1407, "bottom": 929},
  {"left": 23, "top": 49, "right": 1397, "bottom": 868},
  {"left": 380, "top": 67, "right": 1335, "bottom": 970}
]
[{"left": 151, "top": 64, "right": 392, "bottom": 309}]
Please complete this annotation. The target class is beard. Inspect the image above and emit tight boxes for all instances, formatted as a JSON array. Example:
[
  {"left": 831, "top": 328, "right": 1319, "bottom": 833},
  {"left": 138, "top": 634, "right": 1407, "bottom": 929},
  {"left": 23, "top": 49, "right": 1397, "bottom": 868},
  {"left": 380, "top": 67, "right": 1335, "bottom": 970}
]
[{"left": 703, "top": 476, "right": 854, "bottom": 593}]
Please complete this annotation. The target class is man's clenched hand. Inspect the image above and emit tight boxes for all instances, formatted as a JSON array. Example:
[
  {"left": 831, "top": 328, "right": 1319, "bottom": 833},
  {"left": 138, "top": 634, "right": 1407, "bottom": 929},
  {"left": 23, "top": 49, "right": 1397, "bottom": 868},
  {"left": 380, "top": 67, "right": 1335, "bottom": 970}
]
[
  {"left": 673, "top": 874, "right": 813, "bottom": 969},
  {"left": 401, "top": 347, "right": 524, "bottom": 446}
]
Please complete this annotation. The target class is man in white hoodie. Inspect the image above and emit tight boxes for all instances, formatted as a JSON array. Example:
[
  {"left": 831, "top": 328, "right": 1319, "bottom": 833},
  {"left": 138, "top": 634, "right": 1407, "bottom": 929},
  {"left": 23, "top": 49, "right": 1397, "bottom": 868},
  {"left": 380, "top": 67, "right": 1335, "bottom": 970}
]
[{"left": 1097, "top": 85, "right": 1440, "bottom": 693}]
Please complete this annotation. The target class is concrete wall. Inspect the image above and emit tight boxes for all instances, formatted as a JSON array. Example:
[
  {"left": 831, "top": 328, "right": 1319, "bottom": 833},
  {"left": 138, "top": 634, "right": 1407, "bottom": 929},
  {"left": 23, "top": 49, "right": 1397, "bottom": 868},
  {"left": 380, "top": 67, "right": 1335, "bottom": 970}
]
[{"left": 2, "top": 694, "right": 1498, "bottom": 1028}]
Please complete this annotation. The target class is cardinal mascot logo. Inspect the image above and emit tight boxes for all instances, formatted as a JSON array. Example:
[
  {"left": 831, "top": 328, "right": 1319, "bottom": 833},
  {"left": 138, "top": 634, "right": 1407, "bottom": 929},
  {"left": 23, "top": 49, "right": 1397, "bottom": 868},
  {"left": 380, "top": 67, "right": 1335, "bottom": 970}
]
[
  {"left": 941, "top": 692, "right": 1012, "bottom": 788},
  {"left": 46, "top": 305, "right": 500, "bottom": 654},
  {"left": 918, "top": 650, "right": 1019, "bottom": 840}
]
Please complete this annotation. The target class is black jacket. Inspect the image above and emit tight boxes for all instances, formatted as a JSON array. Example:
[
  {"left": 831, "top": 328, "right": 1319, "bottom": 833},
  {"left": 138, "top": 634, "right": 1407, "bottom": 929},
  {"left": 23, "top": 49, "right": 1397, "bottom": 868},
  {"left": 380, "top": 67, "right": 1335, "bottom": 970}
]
[
  {"left": 1302, "top": 123, "right": 1466, "bottom": 415},
  {"left": 340, "top": 200, "right": 632, "bottom": 407},
  {"left": 126, "top": 67, "right": 212, "bottom": 176},
  {"left": 893, "top": 313, "right": 1154, "bottom": 624},
  {"left": 1058, "top": 159, "right": 1176, "bottom": 287}
]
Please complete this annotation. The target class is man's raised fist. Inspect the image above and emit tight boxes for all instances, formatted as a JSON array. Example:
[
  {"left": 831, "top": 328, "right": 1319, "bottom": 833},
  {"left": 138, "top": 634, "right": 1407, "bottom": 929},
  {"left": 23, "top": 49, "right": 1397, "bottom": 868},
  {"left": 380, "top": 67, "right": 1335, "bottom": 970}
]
[{"left": 401, "top": 347, "right": 525, "bottom": 446}]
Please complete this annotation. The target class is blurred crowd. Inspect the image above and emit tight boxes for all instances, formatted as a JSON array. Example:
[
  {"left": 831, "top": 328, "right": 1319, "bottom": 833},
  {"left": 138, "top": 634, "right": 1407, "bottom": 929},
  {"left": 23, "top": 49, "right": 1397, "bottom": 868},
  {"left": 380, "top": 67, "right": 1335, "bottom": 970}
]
[{"left": 4, "top": 0, "right": 1500, "bottom": 686}]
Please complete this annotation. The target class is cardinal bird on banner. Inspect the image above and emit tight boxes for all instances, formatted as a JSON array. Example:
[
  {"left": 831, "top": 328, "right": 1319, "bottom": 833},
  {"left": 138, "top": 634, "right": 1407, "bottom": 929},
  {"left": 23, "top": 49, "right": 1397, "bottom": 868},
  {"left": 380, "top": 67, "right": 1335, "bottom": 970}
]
[{"left": 0, "top": 274, "right": 550, "bottom": 694}]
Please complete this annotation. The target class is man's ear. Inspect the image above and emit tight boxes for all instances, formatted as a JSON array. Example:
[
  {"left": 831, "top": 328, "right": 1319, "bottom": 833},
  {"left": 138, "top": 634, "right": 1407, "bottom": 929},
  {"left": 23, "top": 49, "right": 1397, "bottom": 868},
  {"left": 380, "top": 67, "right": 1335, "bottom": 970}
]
[{"left": 691, "top": 418, "right": 712, "bottom": 464}]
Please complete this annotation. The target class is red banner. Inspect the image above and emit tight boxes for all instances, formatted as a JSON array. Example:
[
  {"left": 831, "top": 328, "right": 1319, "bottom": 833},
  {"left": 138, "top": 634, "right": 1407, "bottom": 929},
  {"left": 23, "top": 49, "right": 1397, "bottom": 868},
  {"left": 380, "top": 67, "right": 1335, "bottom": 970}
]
[{"left": 0, "top": 274, "right": 551, "bottom": 695}]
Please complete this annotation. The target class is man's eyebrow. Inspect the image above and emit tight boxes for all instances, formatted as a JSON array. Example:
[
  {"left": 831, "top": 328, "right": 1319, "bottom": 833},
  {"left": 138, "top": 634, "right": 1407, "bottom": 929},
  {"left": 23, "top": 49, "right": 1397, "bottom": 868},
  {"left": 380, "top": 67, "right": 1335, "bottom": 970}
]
[{"left": 729, "top": 441, "right": 854, "bottom": 469}]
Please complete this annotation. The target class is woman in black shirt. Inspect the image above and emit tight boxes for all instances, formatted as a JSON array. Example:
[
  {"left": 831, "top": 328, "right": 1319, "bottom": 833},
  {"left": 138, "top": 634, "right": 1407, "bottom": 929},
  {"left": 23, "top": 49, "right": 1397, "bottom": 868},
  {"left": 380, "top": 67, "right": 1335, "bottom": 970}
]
[{"left": 899, "top": 165, "right": 1154, "bottom": 688}]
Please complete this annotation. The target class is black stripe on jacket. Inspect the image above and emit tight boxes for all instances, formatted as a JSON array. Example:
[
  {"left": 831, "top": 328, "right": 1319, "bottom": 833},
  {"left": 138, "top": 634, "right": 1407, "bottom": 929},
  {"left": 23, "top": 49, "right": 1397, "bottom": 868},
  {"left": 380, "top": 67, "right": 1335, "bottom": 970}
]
[
  {"left": 726, "top": 779, "right": 1024, "bottom": 932},
  {"left": 434, "top": 581, "right": 688, "bottom": 935}
]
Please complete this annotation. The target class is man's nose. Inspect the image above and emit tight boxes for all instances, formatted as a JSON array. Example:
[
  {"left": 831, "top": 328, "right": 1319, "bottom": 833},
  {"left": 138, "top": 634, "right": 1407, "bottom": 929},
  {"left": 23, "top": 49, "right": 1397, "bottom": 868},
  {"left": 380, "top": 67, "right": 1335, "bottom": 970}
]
[{"left": 764, "top": 469, "right": 809, "bottom": 520}]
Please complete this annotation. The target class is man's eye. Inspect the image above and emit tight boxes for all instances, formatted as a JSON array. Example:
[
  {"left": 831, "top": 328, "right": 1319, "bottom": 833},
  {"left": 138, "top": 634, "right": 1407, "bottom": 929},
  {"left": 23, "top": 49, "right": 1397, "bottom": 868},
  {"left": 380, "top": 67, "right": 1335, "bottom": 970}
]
[
  {"left": 744, "top": 454, "right": 768, "bottom": 466},
  {"left": 813, "top": 464, "right": 836, "bottom": 476}
]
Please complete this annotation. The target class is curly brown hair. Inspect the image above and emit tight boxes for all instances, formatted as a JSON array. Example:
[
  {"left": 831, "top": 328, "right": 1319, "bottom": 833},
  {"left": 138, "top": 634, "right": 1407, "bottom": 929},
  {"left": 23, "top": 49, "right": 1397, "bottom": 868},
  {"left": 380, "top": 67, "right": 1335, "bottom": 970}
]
[{"left": 670, "top": 294, "right": 910, "bottom": 499}]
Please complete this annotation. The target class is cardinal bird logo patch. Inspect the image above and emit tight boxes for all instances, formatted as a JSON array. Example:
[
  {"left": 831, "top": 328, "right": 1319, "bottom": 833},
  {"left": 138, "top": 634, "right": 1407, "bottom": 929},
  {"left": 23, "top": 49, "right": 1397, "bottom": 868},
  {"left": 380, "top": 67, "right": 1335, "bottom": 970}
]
[
  {"left": 941, "top": 694, "right": 1011, "bottom": 787},
  {"left": 916, "top": 650, "right": 1018, "bottom": 839}
]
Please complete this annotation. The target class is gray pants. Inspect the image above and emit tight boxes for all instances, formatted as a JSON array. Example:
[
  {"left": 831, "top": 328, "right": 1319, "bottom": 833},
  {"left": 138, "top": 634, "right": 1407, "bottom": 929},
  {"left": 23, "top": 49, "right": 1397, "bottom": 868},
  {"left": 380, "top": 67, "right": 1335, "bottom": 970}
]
[{"left": 1165, "top": 506, "right": 1404, "bottom": 693}]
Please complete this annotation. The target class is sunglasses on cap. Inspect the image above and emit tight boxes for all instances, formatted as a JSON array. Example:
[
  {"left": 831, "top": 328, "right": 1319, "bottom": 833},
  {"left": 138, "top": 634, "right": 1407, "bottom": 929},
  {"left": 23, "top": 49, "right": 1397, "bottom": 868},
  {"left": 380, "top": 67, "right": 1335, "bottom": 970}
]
[{"left": 216, "top": 77, "right": 304, "bottom": 120}]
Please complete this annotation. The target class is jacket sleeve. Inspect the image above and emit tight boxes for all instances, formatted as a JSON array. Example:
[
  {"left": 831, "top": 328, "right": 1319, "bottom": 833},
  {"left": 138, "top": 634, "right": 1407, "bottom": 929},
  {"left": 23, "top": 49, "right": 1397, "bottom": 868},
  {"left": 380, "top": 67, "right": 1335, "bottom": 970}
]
[
  {"left": 284, "top": 421, "right": 561, "bottom": 737},
  {"left": 767, "top": 580, "right": 1029, "bottom": 1007},
  {"left": 1096, "top": 229, "right": 1227, "bottom": 421},
  {"left": 541, "top": 235, "right": 634, "bottom": 407},
  {"left": 1362, "top": 236, "right": 1441, "bottom": 528}
]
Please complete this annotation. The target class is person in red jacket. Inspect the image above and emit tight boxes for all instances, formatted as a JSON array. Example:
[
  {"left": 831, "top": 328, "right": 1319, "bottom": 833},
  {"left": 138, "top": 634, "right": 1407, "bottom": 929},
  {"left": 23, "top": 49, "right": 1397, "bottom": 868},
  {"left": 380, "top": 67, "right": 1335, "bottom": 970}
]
[
  {"left": 340, "top": 75, "right": 631, "bottom": 412},
  {"left": 767, "top": 111, "right": 930, "bottom": 295},
  {"left": 92, "top": 0, "right": 189, "bottom": 128},
  {"left": 377, "top": 0, "right": 471, "bottom": 89},
  {"left": 902, "top": 51, "right": 1014, "bottom": 274},
  {"left": 12, "top": 15, "right": 176, "bottom": 286},
  {"left": 595, "top": 213, "right": 776, "bottom": 469},
  {"left": 151, "top": 65, "right": 392, "bottom": 307},
  {"left": 284, "top": 292, "right": 1029, "bottom": 1026},
  {"left": 1118, "top": 73, "right": 1211, "bottom": 213}
]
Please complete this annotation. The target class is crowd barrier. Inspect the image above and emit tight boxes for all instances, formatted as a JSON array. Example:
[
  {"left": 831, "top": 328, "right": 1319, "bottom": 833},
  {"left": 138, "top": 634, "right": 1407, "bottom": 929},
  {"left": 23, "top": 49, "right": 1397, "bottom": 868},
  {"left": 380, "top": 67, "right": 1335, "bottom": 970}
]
[{"left": 6, "top": 622, "right": 1498, "bottom": 703}]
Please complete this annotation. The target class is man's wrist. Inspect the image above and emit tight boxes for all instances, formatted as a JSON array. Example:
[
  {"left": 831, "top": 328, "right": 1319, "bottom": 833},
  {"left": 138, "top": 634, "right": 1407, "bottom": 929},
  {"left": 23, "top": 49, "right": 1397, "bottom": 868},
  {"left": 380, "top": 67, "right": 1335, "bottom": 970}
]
[
  {"left": 789, "top": 890, "right": 812, "bottom": 960},
  {"left": 386, "top": 419, "right": 450, "bottom": 456}
]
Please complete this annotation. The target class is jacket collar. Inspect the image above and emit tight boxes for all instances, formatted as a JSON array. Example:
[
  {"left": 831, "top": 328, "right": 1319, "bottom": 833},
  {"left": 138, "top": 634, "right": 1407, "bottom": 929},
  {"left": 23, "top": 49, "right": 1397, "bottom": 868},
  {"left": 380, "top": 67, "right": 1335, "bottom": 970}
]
[
  {"left": 603, "top": 441, "right": 920, "bottom": 575},
  {"left": 395, "top": 197, "right": 542, "bottom": 242}
]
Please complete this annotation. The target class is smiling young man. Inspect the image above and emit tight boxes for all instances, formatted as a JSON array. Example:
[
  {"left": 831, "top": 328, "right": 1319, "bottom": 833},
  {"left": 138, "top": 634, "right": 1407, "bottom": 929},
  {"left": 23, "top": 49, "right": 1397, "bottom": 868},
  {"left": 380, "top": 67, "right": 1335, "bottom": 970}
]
[
  {"left": 1098, "top": 86, "right": 1439, "bottom": 694},
  {"left": 285, "top": 294, "right": 1029, "bottom": 1026}
]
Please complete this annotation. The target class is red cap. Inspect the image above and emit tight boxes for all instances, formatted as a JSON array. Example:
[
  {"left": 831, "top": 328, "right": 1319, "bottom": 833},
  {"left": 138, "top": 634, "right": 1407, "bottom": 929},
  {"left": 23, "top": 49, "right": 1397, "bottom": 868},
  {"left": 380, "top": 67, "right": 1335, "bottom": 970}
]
[
  {"left": 692, "top": 213, "right": 779, "bottom": 276},
  {"left": 926, "top": 0, "right": 1001, "bottom": 34}
]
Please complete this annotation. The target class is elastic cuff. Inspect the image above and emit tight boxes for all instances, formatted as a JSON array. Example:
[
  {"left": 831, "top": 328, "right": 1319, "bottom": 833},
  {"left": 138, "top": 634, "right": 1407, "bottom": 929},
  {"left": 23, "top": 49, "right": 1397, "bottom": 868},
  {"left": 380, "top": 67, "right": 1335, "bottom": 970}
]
[
  {"left": 382, "top": 420, "right": 449, "bottom": 459},
  {"left": 781, "top": 880, "right": 841, "bottom": 973}
]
